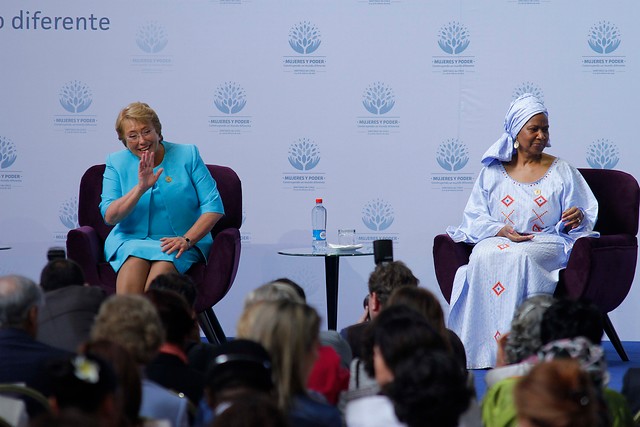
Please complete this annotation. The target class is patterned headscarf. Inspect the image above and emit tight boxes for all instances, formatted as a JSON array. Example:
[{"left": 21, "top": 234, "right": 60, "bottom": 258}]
[
  {"left": 481, "top": 93, "right": 550, "bottom": 166},
  {"left": 534, "top": 336, "right": 609, "bottom": 390}
]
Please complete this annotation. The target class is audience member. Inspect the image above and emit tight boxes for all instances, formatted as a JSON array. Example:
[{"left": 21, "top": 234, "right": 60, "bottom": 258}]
[
  {"left": 81, "top": 339, "right": 144, "bottom": 427},
  {"left": 197, "top": 339, "right": 277, "bottom": 425},
  {"left": 237, "top": 299, "right": 342, "bottom": 427},
  {"left": 0, "top": 275, "right": 72, "bottom": 415},
  {"left": 210, "top": 394, "right": 288, "bottom": 427},
  {"left": 37, "top": 259, "right": 106, "bottom": 352},
  {"left": 144, "top": 288, "right": 204, "bottom": 406},
  {"left": 514, "top": 359, "right": 598, "bottom": 427},
  {"left": 484, "top": 294, "right": 555, "bottom": 388},
  {"left": 340, "top": 261, "right": 419, "bottom": 359},
  {"left": 539, "top": 297, "right": 604, "bottom": 346},
  {"left": 244, "top": 278, "right": 351, "bottom": 405},
  {"left": 45, "top": 354, "right": 119, "bottom": 426},
  {"left": 91, "top": 295, "right": 189, "bottom": 427},
  {"left": 147, "top": 272, "right": 215, "bottom": 375},
  {"left": 345, "top": 305, "right": 472, "bottom": 427}
]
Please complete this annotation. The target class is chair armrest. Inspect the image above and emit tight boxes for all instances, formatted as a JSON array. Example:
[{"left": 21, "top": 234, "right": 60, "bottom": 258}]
[
  {"left": 433, "top": 234, "right": 473, "bottom": 303},
  {"left": 560, "top": 234, "right": 638, "bottom": 313},
  {"left": 66, "top": 226, "right": 103, "bottom": 287},
  {"left": 194, "top": 228, "right": 241, "bottom": 313}
]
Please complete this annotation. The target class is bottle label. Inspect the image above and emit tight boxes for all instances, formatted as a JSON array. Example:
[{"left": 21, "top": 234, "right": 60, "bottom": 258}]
[{"left": 313, "top": 229, "right": 326, "bottom": 241}]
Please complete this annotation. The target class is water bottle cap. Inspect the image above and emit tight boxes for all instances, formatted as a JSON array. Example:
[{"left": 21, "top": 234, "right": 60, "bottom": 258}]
[{"left": 315, "top": 198, "right": 323, "bottom": 203}]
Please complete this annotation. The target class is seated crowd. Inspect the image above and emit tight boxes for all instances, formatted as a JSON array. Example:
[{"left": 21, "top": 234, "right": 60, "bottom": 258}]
[{"left": 1, "top": 258, "right": 638, "bottom": 427}]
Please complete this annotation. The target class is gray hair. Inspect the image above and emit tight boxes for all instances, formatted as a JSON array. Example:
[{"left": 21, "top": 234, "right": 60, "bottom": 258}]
[
  {"left": 505, "top": 294, "right": 555, "bottom": 364},
  {"left": 0, "top": 275, "right": 44, "bottom": 328}
]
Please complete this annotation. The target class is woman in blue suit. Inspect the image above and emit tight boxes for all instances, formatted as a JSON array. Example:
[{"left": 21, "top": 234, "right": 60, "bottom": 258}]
[{"left": 100, "top": 102, "right": 224, "bottom": 294}]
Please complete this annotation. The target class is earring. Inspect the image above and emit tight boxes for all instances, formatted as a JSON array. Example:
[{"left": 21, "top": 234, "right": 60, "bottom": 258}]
[{"left": 513, "top": 140, "right": 520, "bottom": 149}]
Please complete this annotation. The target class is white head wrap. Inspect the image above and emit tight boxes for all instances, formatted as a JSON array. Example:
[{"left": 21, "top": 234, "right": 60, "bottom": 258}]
[{"left": 481, "top": 93, "right": 550, "bottom": 166}]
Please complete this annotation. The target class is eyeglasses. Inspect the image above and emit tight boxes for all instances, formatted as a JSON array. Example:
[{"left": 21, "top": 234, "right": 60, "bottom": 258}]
[{"left": 125, "top": 128, "right": 155, "bottom": 142}]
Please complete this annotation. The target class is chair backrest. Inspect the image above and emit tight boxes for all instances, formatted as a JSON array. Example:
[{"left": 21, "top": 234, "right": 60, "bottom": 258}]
[
  {"left": 578, "top": 168, "right": 640, "bottom": 236},
  {"left": 78, "top": 164, "right": 242, "bottom": 243}
]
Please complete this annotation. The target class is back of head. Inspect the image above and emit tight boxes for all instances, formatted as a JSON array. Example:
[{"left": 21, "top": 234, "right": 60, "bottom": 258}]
[
  {"left": 206, "top": 339, "right": 274, "bottom": 403},
  {"left": 46, "top": 354, "right": 118, "bottom": 415},
  {"left": 540, "top": 298, "right": 604, "bottom": 346},
  {"left": 368, "top": 261, "right": 419, "bottom": 307},
  {"left": 0, "top": 275, "right": 43, "bottom": 329},
  {"left": 147, "top": 272, "right": 198, "bottom": 308},
  {"left": 505, "top": 294, "right": 555, "bottom": 364},
  {"left": 363, "top": 304, "right": 448, "bottom": 378},
  {"left": 90, "top": 295, "right": 165, "bottom": 365},
  {"left": 39, "top": 259, "right": 85, "bottom": 292},
  {"left": 385, "top": 350, "right": 471, "bottom": 427},
  {"left": 236, "top": 299, "right": 320, "bottom": 410},
  {"left": 211, "top": 394, "right": 287, "bottom": 427},
  {"left": 514, "top": 359, "right": 598, "bottom": 427},
  {"left": 387, "top": 286, "right": 446, "bottom": 335},
  {"left": 81, "top": 339, "right": 142, "bottom": 425},
  {"left": 243, "top": 278, "right": 305, "bottom": 309},
  {"left": 145, "top": 288, "right": 196, "bottom": 345}
]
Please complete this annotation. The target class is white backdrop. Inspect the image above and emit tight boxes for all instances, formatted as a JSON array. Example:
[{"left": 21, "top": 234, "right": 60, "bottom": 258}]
[{"left": 1, "top": 0, "right": 639, "bottom": 339}]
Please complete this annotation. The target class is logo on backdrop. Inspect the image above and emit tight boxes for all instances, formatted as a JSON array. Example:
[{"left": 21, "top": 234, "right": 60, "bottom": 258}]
[
  {"left": 55, "top": 196, "right": 79, "bottom": 241},
  {"left": 430, "top": 138, "right": 474, "bottom": 192},
  {"left": 513, "top": 83, "right": 544, "bottom": 102},
  {"left": 208, "top": 82, "right": 252, "bottom": 135},
  {"left": 0, "top": 136, "right": 22, "bottom": 190},
  {"left": 359, "top": 198, "right": 399, "bottom": 242},
  {"left": 283, "top": 21, "right": 326, "bottom": 75},
  {"left": 136, "top": 21, "right": 168, "bottom": 53},
  {"left": 288, "top": 138, "right": 320, "bottom": 171},
  {"left": 432, "top": 21, "right": 475, "bottom": 75},
  {"left": 53, "top": 81, "right": 97, "bottom": 134},
  {"left": 131, "top": 21, "right": 173, "bottom": 73},
  {"left": 214, "top": 82, "right": 247, "bottom": 114},
  {"left": 283, "top": 138, "right": 325, "bottom": 190},
  {"left": 586, "top": 139, "right": 620, "bottom": 169},
  {"left": 581, "top": 21, "right": 625, "bottom": 75},
  {"left": 356, "top": 82, "right": 400, "bottom": 135},
  {"left": 240, "top": 209, "right": 252, "bottom": 244}
]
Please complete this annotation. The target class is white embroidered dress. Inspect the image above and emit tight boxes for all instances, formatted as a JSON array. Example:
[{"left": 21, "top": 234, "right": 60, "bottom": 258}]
[{"left": 446, "top": 158, "right": 598, "bottom": 368}]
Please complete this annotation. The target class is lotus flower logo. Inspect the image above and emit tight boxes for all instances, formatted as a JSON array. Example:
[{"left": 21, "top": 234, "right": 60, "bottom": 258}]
[
  {"left": 586, "top": 139, "right": 619, "bottom": 169},
  {"left": 214, "top": 82, "right": 247, "bottom": 115},
  {"left": 362, "top": 199, "right": 394, "bottom": 231},
  {"left": 59, "top": 197, "right": 79, "bottom": 229},
  {"left": 362, "top": 82, "right": 395, "bottom": 115},
  {"left": 0, "top": 137, "right": 17, "bottom": 169},
  {"left": 59, "top": 81, "right": 92, "bottom": 113},
  {"left": 136, "top": 21, "right": 168, "bottom": 53},
  {"left": 588, "top": 21, "right": 621, "bottom": 54},
  {"left": 438, "top": 21, "right": 470, "bottom": 55},
  {"left": 436, "top": 139, "right": 469, "bottom": 172},
  {"left": 289, "top": 21, "right": 321, "bottom": 54},
  {"left": 288, "top": 138, "right": 320, "bottom": 171},
  {"left": 513, "top": 83, "right": 544, "bottom": 103}
]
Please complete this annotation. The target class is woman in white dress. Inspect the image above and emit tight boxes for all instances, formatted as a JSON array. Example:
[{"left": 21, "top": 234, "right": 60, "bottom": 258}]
[{"left": 446, "top": 94, "right": 599, "bottom": 368}]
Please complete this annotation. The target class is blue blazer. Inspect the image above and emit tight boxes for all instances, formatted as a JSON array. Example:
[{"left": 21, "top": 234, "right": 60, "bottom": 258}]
[{"left": 100, "top": 142, "right": 224, "bottom": 262}]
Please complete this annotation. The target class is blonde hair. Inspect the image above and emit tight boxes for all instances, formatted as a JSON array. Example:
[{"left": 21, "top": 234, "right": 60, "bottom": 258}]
[
  {"left": 91, "top": 295, "right": 165, "bottom": 365},
  {"left": 114, "top": 102, "right": 163, "bottom": 145},
  {"left": 236, "top": 300, "right": 319, "bottom": 410},
  {"left": 243, "top": 281, "right": 305, "bottom": 309}
]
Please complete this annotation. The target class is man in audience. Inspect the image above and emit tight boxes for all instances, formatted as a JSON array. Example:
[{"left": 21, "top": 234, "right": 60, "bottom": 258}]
[
  {"left": 37, "top": 259, "right": 106, "bottom": 352},
  {"left": 0, "top": 275, "right": 72, "bottom": 411},
  {"left": 339, "top": 261, "right": 419, "bottom": 358}
]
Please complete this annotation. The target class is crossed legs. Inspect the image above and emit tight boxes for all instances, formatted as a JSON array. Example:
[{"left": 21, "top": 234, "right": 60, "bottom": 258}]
[{"left": 116, "top": 256, "right": 177, "bottom": 294}]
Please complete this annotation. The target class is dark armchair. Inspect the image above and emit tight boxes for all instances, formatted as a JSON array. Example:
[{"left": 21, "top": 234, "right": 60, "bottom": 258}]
[
  {"left": 433, "top": 168, "right": 639, "bottom": 361},
  {"left": 66, "top": 164, "right": 242, "bottom": 345}
]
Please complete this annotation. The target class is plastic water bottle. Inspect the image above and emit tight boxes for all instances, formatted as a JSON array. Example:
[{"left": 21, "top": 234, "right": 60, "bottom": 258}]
[{"left": 312, "top": 198, "right": 327, "bottom": 251}]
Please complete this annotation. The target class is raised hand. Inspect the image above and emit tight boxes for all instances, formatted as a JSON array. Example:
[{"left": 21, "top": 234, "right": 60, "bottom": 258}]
[{"left": 138, "top": 150, "right": 163, "bottom": 192}]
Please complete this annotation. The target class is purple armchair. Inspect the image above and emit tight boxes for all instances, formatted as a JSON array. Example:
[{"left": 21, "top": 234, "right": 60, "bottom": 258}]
[
  {"left": 66, "top": 164, "right": 242, "bottom": 345},
  {"left": 433, "top": 168, "right": 639, "bottom": 361}
]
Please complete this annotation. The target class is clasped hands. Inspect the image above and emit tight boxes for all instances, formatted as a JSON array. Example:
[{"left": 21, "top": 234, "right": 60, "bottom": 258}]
[{"left": 497, "top": 206, "right": 584, "bottom": 242}]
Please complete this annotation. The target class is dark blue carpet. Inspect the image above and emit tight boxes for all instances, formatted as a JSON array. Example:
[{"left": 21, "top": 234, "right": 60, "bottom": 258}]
[{"left": 473, "top": 341, "right": 640, "bottom": 400}]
